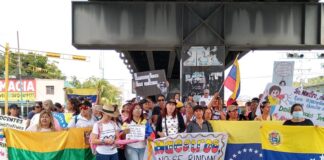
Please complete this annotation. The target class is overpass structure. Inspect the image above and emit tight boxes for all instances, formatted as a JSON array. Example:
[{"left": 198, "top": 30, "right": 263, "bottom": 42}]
[{"left": 72, "top": 0, "right": 324, "bottom": 98}]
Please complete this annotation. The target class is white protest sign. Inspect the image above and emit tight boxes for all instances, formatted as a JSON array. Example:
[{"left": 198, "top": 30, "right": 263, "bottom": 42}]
[
  {"left": 257, "top": 83, "right": 324, "bottom": 125},
  {"left": 125, "top": 125, "right": 145, "bottom": 141},
  {"left": 0, "top": 138, "right": 7, "bottom": 160},
  {"left": 272, "top": 61, "right": 294, "bottom": 86},
  {"left": 0, "top": 115, "right": 26, "bottom": 131},
  {"left": 151, "top": 132, "right": 228, "bottom": 160}
]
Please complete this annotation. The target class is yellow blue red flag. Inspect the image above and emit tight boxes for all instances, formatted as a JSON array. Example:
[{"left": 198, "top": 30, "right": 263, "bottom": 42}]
[
  {"left": 224, "top": 57, "right": 240, "bottom": 101},
  {"left": 261, "top": 124, "right": 324, "bottom": 160}
]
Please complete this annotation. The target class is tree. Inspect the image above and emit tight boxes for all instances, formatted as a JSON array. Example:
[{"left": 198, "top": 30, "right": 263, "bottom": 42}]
[
  {"left": 0, "top": 51, "right": 65, "bottom": 79},
  {"left": 72, "top": 76, "right": 122, "bottom": 106}
]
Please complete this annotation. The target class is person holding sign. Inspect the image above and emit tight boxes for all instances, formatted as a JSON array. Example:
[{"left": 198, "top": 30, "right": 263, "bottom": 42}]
[
  {"left": 283, "top": 103, "right": 314, "bottom": 126},
  {"left": 121, "top": 103, "right": 153, "bottom": 160},
  {"left": 90, "top": 105, "right": 120, "bottom": 160},
  {"left": 26, "top": 110, "right": 56, "bottom": 132},
  {"left": 187, "top": 105, "right": 213, "bottom": 133},
  {"left": 156, "top": 99, "right": 185, "bottom": 138}
]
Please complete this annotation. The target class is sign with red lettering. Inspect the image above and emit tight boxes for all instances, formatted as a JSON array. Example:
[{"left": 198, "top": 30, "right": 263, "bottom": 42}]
[
  {"left": 149, "top": 132, "right": 228, "bottom": 160},
  {"left": 0, "top": 80, "right": 36, "bottom": 101}
]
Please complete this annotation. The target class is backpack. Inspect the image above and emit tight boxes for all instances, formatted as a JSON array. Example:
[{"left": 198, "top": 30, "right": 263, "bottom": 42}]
[{"left": 89, "top": 122, "right": 103, "bottom": 155}]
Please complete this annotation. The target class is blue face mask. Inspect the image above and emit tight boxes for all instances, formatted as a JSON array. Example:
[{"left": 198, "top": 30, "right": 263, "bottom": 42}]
[{"left": 292, "top": 111, "right": 304, "bottom": 119}]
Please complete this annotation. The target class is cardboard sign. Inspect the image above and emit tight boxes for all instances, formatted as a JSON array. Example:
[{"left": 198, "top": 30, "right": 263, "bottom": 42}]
[
  {"left": 125, "top": 125, "right": 145, "bottom": 141},
  {"left": 0, "top": 115, "right": 26, "bottom": 131}
]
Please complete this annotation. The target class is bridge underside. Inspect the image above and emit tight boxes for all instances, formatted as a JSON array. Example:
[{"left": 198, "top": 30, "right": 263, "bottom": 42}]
[{"left": 72, "top": 1, "right": 324, "bottom": 95}]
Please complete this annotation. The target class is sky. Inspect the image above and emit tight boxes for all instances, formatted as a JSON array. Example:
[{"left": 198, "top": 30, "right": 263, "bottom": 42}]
[{"left": 0, "top": 0, "right": 323, "bottom": 102}]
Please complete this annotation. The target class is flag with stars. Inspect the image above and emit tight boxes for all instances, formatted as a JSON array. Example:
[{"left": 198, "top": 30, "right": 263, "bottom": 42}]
[
  {"left": 261, "top": 124, "right": 324, "bottom": 160},
  {"left": 210, "top": 121, "right": 282, "bottom": 160}
]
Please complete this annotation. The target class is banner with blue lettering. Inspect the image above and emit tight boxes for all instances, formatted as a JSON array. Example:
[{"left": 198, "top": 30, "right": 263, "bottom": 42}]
[
  {"left": 257, "top": 83, "right": 324, "bottom": 125},
  {"left": 150, "top": 132, "right": 228, "bottom": 160}
]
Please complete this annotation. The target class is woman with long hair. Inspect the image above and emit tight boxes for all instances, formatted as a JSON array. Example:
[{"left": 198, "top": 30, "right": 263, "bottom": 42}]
[{"left": 27, "top": 110, "right": 56, "bottom": 132}]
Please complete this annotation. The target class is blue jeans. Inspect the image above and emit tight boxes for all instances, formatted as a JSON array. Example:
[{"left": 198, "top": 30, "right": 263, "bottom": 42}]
[
  {"left": 125, "top": 146, "right": 145, "bottom": 160},
  {"left": 96, "top": 153, "right": 118, "bottom": 160}
]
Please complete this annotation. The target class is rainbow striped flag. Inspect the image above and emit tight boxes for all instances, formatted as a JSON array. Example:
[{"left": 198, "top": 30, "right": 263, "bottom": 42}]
[
  {"left": 4, "top": 128, "right": 95, "bottom": 160},
  {"left": 261, "top": 124, "right": 324, "bottom": 159},
  {"left": 224, "top": 57, "right": 240, "bottom": 101}
]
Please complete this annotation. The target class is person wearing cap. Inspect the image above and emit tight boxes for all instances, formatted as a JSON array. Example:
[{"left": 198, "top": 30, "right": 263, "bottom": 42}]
[
  {"left": 68, "top": 101, "right": 96, "bottom": 128},
  {"left": 90, "top": 104, "right": 120, "bottom": 160},
  {"left": 121, "top": 103, "right": 153, "bottom": 160},
  {"left": 176, "top": 101, "right": 186, "bottom": 117},
  {"left": 8, "top": 104, "right": 21, "bottom": 118},
  {"left": 226, "top": 105, "right": 239, "bottom": 121},
  {"left": 155, "top": 99, "right": 185, "bottom": 138},
  {"left": 187, "top": 105, "right": 213, "bottom": 133}
]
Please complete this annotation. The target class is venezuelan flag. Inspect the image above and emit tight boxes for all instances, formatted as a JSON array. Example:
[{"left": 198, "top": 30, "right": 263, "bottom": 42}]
[
  {"left": 66, "top": 88, "right": 98, "bottom": 103},
  {"left": 224, "top": 57, "right": 240, "bottom": 100},
  {"left": 261, "top": 124, "right": 324, "bottom": 160},
  {"left": 211, "top": 121, "right": 282, "bottom": 160},
  {"left": 4, "top": 128, "right": 95, "bottom": 160}
]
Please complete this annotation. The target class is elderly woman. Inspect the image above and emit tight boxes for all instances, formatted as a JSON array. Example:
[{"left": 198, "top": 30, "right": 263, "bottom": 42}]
[
  {"left": 26, "top": 110, "right": 56, "bottom": 132},
  {"left": 283, "top": 103, "right": 313, "bottom": 126},
  {"left": 156, "top": 99, "right": 185, "bottom": 138}
]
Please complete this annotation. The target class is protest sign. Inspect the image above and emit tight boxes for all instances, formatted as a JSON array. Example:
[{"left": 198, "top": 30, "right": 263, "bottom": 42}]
[
  {"left": 0, "top": 115, "right": 26, "bottom": 131},
  {"left": 151, "top": 132, "right": 228, "bottom": 160},
  {"left": 125, "top": 125, "right": 145, "bottom": 141},
  {"left": 257, "top": 83, "right": 324, "bottom": 125},
  {"left": 272, "top": 61, "right": 294, "bottom": 86},
  {"left": 133, "top": 70, "right": 167, "bottom": 97},
  {"left": 0, "top": 138, "right": 7, "bottom": 160}
]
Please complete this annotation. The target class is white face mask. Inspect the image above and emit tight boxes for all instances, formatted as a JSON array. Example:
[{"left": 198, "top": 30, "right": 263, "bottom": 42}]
[{"left": 292, "top": 111, "right": 304, "bottom": 119}]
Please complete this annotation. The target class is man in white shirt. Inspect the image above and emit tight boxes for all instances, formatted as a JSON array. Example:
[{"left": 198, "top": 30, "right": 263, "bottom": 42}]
[{"left": 199, "top": 89, "right": 212, "bottom": 107}]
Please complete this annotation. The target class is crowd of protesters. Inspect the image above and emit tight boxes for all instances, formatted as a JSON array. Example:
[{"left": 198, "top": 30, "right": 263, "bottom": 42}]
[{"left": 5, "top": 88, "right": 313, "bottom": 160}]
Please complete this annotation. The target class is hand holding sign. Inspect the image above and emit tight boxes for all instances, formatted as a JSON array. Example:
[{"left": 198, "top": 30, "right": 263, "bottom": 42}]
[{"left": 125, "top": 125, "right": 145, "bottom": 141}]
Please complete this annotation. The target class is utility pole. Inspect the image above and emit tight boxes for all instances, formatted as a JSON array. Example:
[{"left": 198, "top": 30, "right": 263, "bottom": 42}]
[
  {"left": 17, "top": 31, "right": 24, "bottom": 115},
  {"left": 4, "top": 43, "right": 10, "bottom": 115}
]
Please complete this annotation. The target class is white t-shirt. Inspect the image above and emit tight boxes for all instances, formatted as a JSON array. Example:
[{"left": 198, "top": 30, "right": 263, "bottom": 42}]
[
  {"left": 26, "top": 124, "right": 53, "bottom": 132},
  {"left": 30, "top": 113, "right": 40, "bottom": 127},
  {"left": 162, "top": 115, "right": 178, "bottom": 136},
  {"left": 126, "top": 120, "right": 146, "bottom": 149},
  {"left": 68, "top": 115, "right": 96, "bottom": 128},
  {"left": 92, "top": 121, "right": 118, "bottom": 155},
  {"left": 199, "top": 96, "right": 212, "bottom": 106}
]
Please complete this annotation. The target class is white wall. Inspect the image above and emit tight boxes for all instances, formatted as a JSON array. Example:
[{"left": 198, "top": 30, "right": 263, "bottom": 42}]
[{"left": 35, "top": 79, "right": 65, "bottom": 104}]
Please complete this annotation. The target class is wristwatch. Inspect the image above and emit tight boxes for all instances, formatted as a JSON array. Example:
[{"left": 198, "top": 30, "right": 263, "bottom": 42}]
[{"left": 101, "top": 139, "right": 105, "bottom": 144}]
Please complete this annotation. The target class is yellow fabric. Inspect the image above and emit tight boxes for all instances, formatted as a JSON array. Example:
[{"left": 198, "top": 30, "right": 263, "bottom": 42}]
[
  {"left": 4, "top": 127, "right": 92, "bottom": 152},
  {"left": 210, "top": 121, "right": 283, "bottom": 144},
  {"left": 66, "top": 88, "right": 97, "bottom": 95},
  {"left": 261, "top": 124, "right": 324, "bottom": 154}
]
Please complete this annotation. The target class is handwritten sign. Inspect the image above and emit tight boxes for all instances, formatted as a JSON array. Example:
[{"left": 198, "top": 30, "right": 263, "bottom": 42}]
[
  {"left": 0, "top": 115, "right": 26, "bottom": 131},
  {"left": 257, "top": 83, "right": 324, "bottom": 125},
  {"left": 151, "top": 132, "right": 228, "bottom": 160},
  {"left": 126, "top": 125, "right": 145, "bottom": 141}
]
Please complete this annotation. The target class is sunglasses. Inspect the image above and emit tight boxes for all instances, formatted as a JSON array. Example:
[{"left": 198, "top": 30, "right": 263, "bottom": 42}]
[
  {"left": 80, "top": 105, "right": 90, "bottom": 110},
  {"left": 158, "top": 99, "right": 165, "bottom": 102}
]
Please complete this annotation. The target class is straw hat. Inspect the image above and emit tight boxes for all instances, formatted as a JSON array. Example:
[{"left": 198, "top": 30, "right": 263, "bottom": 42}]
[{"left": 102, "top": 105, "right": 119, "bottom": 117}]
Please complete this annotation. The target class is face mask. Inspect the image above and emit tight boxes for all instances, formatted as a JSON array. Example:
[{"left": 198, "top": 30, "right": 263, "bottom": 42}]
[{"left": 292, "top": 111, "right": 303, "bottom": 119}]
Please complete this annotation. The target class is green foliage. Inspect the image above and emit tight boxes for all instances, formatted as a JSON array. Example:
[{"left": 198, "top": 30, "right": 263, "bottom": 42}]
[
  {"left": 71, "top": 76, "right": 122, "bottom": 106},
  {"left": 0, "top": 52, "right": 65, "bottom": 79},
  {"left": 293, "top": 76, "right": 324, "bottom": 87}
]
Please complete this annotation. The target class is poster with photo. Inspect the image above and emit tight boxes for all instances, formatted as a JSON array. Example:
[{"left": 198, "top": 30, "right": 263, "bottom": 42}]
[{"left": 182, "top": 46, "right": 225, "bottom": 101}]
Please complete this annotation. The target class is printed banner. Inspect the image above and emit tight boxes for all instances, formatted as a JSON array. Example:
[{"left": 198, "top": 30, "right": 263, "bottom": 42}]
[
  {"left": 133, "top": 70, "right": 167, "bottom": 97},
  {"left": 151, "top": 132, "right": 228, "bottom": 160},
  {"left": 257, "top": 83, "right": 324, "bottom": 125},
  {"left": 272, "top": 61, "right": 294, "bottom": 87},
  {"left": 125, "top": 125, "right": 145, "bottom": 141},
  {"left": 0, "top": 115, "right": 26, "bottom": 131},
  {"left": 0, "top": 79, "right": 36, "bottom": 101},
  {"left": 66, "top": 88, "right": 97, "bottom": 103},
  {"left": 261, "top": 124, "right": 324, "bottom": 160}
]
